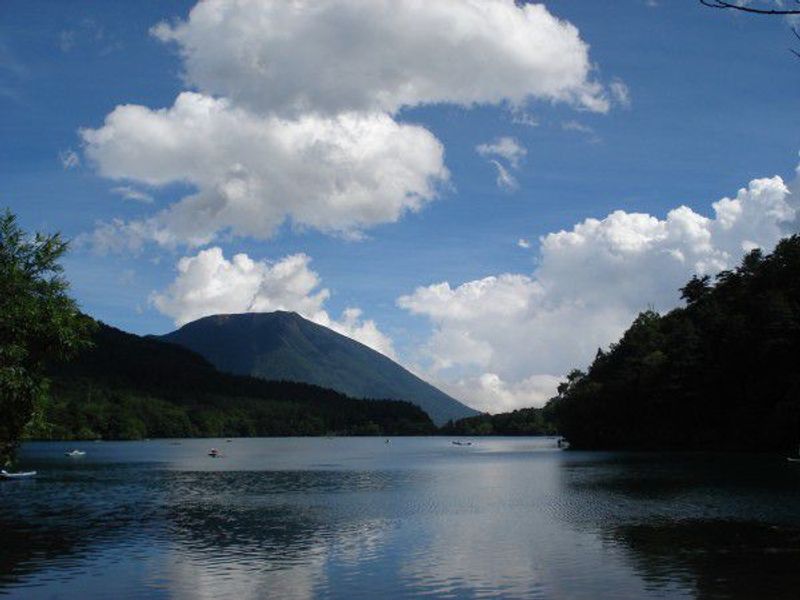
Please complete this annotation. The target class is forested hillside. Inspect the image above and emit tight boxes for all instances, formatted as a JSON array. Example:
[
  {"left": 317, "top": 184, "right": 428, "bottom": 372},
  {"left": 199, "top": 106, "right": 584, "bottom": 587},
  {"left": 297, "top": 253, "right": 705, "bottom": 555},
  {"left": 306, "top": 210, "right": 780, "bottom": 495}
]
[
  {"left": 546, "top": 235, "right": 800, "bottom": 452},
  {"left": 37, "top": 321, "right": 435, "bottom": 440}
]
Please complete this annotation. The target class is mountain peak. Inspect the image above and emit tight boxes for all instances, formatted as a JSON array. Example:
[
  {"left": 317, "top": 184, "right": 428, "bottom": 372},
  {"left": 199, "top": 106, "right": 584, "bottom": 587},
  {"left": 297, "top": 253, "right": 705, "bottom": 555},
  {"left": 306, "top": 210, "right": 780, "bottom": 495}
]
[{"left": 161, "top": 311, "right": 477, "bottom": 425}]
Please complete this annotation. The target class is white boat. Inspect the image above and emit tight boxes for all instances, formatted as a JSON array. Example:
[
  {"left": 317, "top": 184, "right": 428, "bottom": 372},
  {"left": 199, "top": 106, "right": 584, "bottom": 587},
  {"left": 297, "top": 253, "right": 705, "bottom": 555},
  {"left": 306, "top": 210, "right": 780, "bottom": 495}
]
[
  {"left": 65, "top": 449, "right": 86, "bottom": 457},
  {"left": 1, "top": 469, "right": 37, "bottom": 479},
  {"left": 788, "top": 445, "right": 800, "bottom": 462}
]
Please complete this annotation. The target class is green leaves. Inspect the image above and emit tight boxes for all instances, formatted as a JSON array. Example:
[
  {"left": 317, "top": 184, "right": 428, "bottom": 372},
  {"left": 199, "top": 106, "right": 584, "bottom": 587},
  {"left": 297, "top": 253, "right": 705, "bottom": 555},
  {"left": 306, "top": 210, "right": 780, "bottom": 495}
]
[{"left": 0, "top": 209, "right": 93, "bottom": 464}]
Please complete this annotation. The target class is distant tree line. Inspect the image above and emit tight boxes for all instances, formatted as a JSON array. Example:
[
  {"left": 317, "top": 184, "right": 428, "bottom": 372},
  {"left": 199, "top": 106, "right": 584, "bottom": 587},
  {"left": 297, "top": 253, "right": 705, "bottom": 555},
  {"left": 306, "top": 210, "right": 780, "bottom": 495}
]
[
  {"left": 544, "top": 235, "right": 800, "bottom": 452},
  {"left": 440, "top": 407, "right": 556, "bottom": 437}
]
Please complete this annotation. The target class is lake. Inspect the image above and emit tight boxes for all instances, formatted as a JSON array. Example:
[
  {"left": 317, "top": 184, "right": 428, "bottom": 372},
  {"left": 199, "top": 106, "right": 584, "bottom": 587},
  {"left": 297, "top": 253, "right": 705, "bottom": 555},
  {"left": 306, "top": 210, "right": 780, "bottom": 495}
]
[{"left": 2, "top": 437, "right": 800, "bottom": 599}]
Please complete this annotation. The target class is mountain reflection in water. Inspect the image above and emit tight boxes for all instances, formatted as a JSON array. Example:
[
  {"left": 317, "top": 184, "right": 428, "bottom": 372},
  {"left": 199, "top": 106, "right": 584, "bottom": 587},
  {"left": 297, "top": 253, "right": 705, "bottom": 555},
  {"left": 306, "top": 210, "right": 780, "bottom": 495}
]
[{"left": 2, "top": 438, "right": 799, "bottom": 599}]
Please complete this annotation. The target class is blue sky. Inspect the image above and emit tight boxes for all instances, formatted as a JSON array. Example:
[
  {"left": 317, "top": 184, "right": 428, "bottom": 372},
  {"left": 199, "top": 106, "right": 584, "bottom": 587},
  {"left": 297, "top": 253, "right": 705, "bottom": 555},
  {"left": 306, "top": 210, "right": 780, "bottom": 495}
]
[{"left": 2, "top": 0, "right": 799, "bottom": 411}]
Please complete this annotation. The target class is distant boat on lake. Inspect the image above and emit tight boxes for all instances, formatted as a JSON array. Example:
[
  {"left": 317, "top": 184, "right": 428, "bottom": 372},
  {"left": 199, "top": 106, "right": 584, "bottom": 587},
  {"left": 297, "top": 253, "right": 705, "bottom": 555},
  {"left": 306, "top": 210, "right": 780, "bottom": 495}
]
[
  {"left": 0, "top": 470, "right": 37, "bottom": 480},
  {"left": 451, "top": 441, "right": 472, "bottom": 446},
  {"left": 65, "top": 450, "right": 86, "bottom": 457},
  {"left": 208, "top": 448, "right": 221, "bottom": 457}
]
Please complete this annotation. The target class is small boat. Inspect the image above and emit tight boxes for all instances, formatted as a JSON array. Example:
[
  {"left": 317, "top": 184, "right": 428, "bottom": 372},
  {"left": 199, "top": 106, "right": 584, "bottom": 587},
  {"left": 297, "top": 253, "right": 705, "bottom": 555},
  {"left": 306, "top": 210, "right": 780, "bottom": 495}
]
[
  {"left": 788, "top": 445, "right": 800, "bottom": 463},
  {"left": 65, "top": 450, "right": 86, "bottom": 457},
  {"left": 1, "top": 470, "right": 37, "bottom": 479},
  {"left": 208, "top": 448, "right": 221, "bottom": 457},
  {"left": 557, "top": 437, "right": 570, "bottom": 449},
  {"left": 452, "top": 441, "right": 472, "bottom": 446}
]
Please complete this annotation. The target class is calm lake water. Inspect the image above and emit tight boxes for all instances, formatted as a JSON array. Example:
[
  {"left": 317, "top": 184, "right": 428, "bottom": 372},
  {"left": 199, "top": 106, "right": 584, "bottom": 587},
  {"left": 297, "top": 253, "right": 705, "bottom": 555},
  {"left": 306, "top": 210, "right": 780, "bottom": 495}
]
[{"left": 2, "top": 437, "right": 800, "bottom": 599}]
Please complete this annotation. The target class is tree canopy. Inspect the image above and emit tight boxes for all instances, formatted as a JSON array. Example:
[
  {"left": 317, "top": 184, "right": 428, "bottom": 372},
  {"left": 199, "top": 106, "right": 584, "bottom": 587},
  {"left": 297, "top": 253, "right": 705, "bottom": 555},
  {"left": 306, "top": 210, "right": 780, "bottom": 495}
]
[
  {"left": 547, "top": 235, "right": 800, "bottom": 452},
  {"left": 0, "top": 210, "right": 92, "bottom": 464}
]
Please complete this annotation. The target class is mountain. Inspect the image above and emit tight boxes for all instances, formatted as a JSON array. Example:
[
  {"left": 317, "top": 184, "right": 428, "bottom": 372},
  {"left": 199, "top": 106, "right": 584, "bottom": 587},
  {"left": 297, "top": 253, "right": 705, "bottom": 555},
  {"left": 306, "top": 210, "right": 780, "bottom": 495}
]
[
  {"left": 41, "top": 320, "right": 436, "bottom": 440},
  {"left": 159, "top": 311, "right": 478, "bottom": 425}
]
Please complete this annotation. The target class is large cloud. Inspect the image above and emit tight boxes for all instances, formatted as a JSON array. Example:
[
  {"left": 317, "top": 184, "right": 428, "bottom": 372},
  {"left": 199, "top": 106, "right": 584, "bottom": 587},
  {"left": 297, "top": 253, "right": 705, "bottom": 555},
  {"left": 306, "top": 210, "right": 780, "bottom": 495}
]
[
  {"left": 152, "top": 246, "right": 396, "bottom": 357},
  {"left": 152, "top": 0, "right": 609, "bottom": 116},
  {"left": 81, "top": 93, "right": 447, "bottom": 248},
  {"left": 82, "top": 0, "right": 615, "bottom": 249},
  {"left": 399, "top": 175, "right": 797, "bottom": 413}
]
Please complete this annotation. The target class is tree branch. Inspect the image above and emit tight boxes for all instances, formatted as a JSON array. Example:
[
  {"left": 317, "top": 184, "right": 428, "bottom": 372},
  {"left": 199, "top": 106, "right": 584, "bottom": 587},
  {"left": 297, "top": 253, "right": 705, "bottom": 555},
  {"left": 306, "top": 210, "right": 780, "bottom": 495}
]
[{"left": 700, "top": 0, "right": 800, "bottom": 14}]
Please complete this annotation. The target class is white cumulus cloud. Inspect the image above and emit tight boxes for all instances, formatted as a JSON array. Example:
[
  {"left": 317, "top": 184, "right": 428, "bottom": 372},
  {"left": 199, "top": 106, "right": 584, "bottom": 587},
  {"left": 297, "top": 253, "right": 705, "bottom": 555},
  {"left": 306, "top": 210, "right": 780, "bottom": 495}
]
[
  {"left": 81, "top": 0, "right": 615, "bottom": 250},
  {"left": 399, "top": 175, "right": 797, "bottom": 413},
  {"left": 82, "top": 93, "right": 447, "bottom": 248},
  {"left": 151, "top": 247, "right": 396, "bottom": 358},
  {"left": 152, "top": 0, "right": 610, "bottom": 116}
]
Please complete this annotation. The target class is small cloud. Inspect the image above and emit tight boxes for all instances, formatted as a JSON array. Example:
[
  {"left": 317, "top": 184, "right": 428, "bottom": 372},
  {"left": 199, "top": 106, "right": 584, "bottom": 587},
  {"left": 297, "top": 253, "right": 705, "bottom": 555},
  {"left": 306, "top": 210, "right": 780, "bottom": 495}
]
[
  {"left": 511, "top": 110, "right": 539, "bottom": 128},
  {"left": 561, "top": 120, "right": 593, "bottom": 134},
  {"left": 476, "top": 137, "right": 526, "bottom": 192},
  {"left": 111, "top": 185, "right": 154, "bottom": 204},
  {"left": 476, "top": 136, "right": 527, "bottom": 168},
  {"left": 610, "top": 79, "right": 631, "bottom": 108},
  {"left": 59, "top": 149, "right": 80, "bottom": 170},
  {"left": 59, "top": 30, "right": 76, "bottom": 52},
  {"left": 58, "top": 19, "right": 122, "bottom": 56},
  {"left": 517, "top": 238, "right": 531, "bottom": 249},
  {"left": 561, "top": 120, "right": 601, "bottom": 144},
  {"left": 491, "top": 160, "right": 518, "bottom": 192}
]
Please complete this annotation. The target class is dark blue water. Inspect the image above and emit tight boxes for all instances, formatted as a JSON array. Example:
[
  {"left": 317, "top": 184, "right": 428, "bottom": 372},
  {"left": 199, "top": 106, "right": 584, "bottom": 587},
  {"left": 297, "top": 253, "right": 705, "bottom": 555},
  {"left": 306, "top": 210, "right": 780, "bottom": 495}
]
[{"left": 2, "top": 437, "right": 800, "bottom": 599}]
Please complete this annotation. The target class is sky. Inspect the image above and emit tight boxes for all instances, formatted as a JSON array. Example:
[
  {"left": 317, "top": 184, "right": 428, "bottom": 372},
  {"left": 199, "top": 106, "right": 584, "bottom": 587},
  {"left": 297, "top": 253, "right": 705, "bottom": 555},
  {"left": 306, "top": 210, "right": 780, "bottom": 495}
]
[{"left": 2, "top": 0, "right": 799, "bottom": 413}]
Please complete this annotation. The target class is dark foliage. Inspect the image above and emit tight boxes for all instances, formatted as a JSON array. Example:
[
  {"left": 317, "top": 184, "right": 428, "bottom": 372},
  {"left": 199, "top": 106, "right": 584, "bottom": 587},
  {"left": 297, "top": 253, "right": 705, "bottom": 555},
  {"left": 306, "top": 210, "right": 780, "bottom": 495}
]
[
  {"left": 440, "top": 407, "right": 556, "bottom": 436},
  {"left": 39, "top": 320, "right": 436, "bottom": 440},
  {"left": 0, "top": 210, "right": 92, "bottom": 463},
  {"left": 547, "top": 235, "right": 800, "bottom": 453}
]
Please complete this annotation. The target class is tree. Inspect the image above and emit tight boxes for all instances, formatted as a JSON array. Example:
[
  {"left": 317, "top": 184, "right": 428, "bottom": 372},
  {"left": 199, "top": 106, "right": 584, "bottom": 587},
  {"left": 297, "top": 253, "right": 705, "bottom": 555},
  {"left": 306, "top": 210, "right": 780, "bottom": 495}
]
[
  {"left": 700, "top": 1, "right": 800, "bottom": 15},
  {"left": 700, "top": 0, "right": 800, "bottom": 56},
  {"left": 0, "top": 210, "right": 92, "bottom": 465},
  {"left": 680, "top": 275, "right": 711, "bottom": 305},
  {"left": 700, "top": 0, "right": 800, "bottom": 15},
  {"left": 548, "top": 235, "right": 800, "bottom": 453}
]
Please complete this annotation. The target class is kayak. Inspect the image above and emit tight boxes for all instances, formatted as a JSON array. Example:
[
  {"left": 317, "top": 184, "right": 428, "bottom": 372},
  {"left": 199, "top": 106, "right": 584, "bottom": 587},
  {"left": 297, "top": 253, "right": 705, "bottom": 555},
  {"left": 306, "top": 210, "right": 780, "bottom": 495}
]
[{"left": 0, "top": 470, "right": 37, "bottom": 479}]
